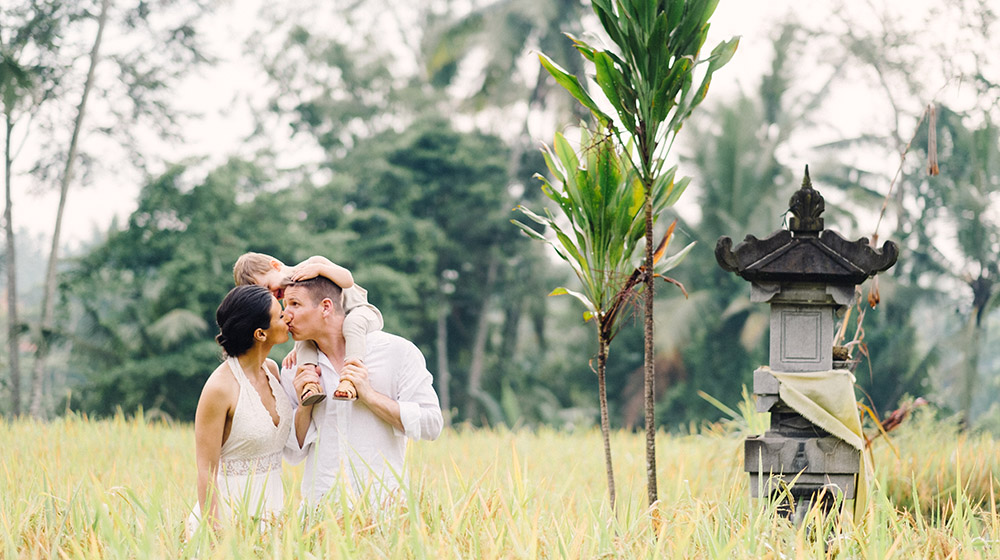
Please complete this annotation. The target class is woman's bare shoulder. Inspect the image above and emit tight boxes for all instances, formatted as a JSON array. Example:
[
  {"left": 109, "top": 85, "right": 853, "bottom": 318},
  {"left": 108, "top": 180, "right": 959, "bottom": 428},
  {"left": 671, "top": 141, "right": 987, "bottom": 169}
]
[
  {"left": 200, "top": 361, "right": 240, "bottom": 401},
  {"left": 264, "top": 358, "right": 282, "bottom": 384}
]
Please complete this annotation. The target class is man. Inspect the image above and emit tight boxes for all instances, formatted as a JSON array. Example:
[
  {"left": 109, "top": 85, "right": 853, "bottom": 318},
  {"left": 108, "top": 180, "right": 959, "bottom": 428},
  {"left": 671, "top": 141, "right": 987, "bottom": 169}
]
[{"left": 280, "top": 276, "right": 443, "bottom": 507}]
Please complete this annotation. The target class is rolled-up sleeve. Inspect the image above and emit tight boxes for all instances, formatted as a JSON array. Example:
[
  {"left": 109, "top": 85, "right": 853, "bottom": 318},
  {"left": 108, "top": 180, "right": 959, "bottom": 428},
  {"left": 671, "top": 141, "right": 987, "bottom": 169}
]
[{"left": 393, "top": 343, "right": 444, "bottom": 441}]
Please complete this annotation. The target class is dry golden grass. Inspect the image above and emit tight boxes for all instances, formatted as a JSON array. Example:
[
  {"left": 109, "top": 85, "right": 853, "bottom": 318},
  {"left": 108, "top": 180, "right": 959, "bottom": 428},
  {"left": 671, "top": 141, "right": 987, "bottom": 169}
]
[{"left": 1, "top": 409, "right": 998, "bottom": 558}]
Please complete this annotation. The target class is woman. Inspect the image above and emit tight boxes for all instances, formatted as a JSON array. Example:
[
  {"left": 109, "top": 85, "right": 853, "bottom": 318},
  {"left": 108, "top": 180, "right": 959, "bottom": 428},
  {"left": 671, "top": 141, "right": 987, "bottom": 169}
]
[{"left": 187, "top": 285, "right": 292, "bottom": 535}]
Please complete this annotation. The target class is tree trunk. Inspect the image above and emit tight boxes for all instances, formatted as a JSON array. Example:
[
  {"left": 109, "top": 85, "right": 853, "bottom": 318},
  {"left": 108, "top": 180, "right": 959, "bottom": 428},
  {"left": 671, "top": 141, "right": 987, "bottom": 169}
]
[
  {"left": 464, "top": 258, "right": 498, "bottom": 423},
  {"left": 597, "top": 332, "right": 616, "bottom": 510},
  {"left": 4, "top": 116, "right": 21, "bottom": 416},
  {"left": 961, "top": 276, "right": 992, "bottom": 429},
  {"left": 643, "top": 187, "right": 658, "bottom": 506},
  {"left": 961, "top": 306, "right": 983, "bottom": 429},
  {"left": 436, "top": 301, "right": 451, "bottom": 424},
  {"left": 29, "top": 0, "right": 110, "bottom": 418}
]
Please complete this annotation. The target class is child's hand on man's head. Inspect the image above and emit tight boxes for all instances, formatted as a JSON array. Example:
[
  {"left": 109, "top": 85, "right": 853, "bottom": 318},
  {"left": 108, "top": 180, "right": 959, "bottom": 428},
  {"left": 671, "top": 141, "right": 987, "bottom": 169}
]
[{"left": 289, "top": 263, "right": 323, "bottom": 282}]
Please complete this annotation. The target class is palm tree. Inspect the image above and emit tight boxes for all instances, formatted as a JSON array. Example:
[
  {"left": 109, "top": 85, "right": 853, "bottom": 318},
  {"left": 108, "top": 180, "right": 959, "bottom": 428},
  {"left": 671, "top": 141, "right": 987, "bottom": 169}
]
[
  {"left": 421, "top": 0, "right": 594, "bottom": 422},
  {"left": 816, "top": 0, "right": 1000, "bottom": 428},
  {"left": 422, "top": 0, "right": 591, "bottom": 132},
  {"left": 907, "top": 107, "right": 1000, "bottom": 427},
  {"left": 1, "top": 0, "right": 68, "bottom": 416},
  {"left": 822, "top": 101, "right": 1000, "bottom": 426},
  {"left": 29, "top": 0, "right": 111, "bottom": 419}
]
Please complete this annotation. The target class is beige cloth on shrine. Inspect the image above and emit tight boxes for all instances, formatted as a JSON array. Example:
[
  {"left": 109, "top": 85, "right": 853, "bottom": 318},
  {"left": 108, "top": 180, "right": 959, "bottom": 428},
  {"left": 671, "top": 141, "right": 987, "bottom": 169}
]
[{"left": 761, "top": 366, "right": 872, "bottom": 523}]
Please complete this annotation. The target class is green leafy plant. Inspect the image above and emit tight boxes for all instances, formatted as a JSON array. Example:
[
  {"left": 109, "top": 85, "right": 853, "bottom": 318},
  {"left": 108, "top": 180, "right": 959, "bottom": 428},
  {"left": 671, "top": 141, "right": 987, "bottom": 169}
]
[
  {"left": 537, "top": 0, "right": 737, "bottom": 505},
  {"left": 514, "top": 127, "right": 693, "bottom": 508}
]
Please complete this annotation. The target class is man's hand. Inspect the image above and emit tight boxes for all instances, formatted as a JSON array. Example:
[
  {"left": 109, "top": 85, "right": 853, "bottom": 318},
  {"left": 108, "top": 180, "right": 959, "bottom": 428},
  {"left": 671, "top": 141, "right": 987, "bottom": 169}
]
[
  {"left": 338, "top": 360, "right": 371, "bottom": 402},
  {"left": 338, "top": 359, "right": 403, "bottom": 432},
  {"left": 292, "top": 363, "right": 321, "bottom": 447},
  {"left": 292, "top": 363, "right": 322, "bottom": 405}
]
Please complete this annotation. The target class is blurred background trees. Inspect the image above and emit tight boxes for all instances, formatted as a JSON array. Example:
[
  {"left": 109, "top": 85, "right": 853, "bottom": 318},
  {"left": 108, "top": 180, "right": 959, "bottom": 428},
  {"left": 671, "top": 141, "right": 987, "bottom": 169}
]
[{"left": 3, "top": 0, "right": 1000, "bottom": 433}]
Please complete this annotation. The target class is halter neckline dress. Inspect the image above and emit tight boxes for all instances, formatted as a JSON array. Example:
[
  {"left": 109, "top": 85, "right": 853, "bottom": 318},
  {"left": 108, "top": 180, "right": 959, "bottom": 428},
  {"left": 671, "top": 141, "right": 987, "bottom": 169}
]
[{"left": 187, "top": 356, "right": 292, "bottom": 534}]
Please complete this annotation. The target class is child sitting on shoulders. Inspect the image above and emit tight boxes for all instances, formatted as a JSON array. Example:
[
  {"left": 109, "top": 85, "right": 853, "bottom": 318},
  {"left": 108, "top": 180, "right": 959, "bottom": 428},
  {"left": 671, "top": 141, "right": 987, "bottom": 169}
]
[{"left": 233, "top": 252, "right": 383, "bottom": 403}]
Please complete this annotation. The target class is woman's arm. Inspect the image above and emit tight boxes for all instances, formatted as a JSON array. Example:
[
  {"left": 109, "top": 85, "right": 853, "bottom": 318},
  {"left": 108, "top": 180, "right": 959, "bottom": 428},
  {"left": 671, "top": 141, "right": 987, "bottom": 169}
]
[{"left": 194, "top": 375, "right": 230, "bottom": 529}]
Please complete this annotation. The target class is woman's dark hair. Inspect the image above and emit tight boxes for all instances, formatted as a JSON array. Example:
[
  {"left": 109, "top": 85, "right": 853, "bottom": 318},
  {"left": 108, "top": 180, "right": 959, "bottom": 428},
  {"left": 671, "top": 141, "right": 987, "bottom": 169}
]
[{"left": 215, "top": 285, "right": 273, "bottom": 357}]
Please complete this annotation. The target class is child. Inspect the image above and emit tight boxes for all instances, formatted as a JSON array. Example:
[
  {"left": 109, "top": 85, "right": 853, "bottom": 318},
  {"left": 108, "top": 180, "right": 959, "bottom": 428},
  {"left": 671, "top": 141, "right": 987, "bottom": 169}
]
[{"left": 233, "top": 252, "right": 383, "bottom": 404}]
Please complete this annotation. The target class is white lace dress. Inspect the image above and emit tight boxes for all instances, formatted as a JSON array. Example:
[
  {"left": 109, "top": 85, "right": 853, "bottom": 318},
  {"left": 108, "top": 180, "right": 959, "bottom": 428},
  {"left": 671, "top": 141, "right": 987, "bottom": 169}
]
[{"left": 187, "top": 357, "right": 292, "bottom": 534}]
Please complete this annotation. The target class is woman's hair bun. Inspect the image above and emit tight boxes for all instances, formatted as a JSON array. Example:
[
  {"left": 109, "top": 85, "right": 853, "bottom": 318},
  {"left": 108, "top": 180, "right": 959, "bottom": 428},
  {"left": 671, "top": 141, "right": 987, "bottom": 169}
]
[{"left": 215, "top": 285, "right": 273, "bottom": 357}]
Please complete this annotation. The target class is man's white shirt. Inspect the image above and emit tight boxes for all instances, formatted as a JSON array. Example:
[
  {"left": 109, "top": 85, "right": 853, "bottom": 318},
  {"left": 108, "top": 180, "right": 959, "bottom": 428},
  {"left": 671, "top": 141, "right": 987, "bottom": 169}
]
[{"left": 281, "top": 331, "right": 443, "bottom": 506}]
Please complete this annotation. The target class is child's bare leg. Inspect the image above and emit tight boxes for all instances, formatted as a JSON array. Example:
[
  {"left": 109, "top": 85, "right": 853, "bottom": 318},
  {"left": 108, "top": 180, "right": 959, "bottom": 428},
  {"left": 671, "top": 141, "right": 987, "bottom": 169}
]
[{"left": 332, "top": 311, "right": 374, "bottom": 400}]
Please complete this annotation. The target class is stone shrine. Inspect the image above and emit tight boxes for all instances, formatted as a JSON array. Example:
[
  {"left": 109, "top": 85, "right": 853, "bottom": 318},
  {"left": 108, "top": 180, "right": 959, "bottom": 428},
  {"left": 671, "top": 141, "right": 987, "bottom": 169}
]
[{"left": 715, "top": 167, "right": 898, "bottom": 521}]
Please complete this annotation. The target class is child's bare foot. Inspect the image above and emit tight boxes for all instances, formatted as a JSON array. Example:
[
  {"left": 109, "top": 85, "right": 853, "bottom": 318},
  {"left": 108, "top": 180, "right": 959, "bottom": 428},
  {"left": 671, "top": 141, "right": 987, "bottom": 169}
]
[
  {"left": 300, "top": 382, "right": 326, "bottom": 406},
  {"left": 332, "top": 379, "right": 357, "bottom": 401}
]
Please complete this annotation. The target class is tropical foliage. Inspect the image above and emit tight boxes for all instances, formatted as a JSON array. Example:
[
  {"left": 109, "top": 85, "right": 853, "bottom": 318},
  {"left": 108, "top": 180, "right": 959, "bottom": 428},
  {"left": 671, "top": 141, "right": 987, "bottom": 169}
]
[
  {"left": 536, "top": 0, "right": 737, "bottom": 505},
  {"left": 514, "top": 127, "right": 692, "bottom": 507},
  {"left": 1, "top": 1, "right": 999, "bottom": 448}
]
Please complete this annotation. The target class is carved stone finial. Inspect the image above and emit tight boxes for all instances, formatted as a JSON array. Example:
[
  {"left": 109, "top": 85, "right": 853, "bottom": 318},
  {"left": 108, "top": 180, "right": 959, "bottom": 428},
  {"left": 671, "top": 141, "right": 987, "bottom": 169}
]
[{"left": 788, "top": 165, "right": 824, "bottom": 233}]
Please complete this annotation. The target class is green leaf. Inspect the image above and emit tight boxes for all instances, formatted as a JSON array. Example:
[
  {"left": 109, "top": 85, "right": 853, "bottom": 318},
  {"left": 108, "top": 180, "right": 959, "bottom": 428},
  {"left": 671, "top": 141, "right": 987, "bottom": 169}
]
[
  {"left": 701, "top": 0, "right": 722, "bottom": 22},
  {"left": 667, "top": 0, "right": 684, "bottom": 31},
  {"left": 673, "top": 3, "right": 708, "bottom": 57},
  {"left": 511, "top": 218, "right": 548, "bottom": 241},
  {"left": 615, "top": 4, "right": 647, "bottom": 76},
  {"left": 539, "top": 144, "right": 566, "bottom": 184},
  {"left": 591, "top": 0, "right": 626, "bottom": 51},
  {"left": 550, "top": 286, "right": 598, "bottom": 319},
  {"left": 708, "top": 36, "right": 740, "bottom": 73},
  {"left": 651, "top": 56, "right": 691, "bottom": 123},
  {"left": 538, "top": 53, "right": 610, "bottom": 124},
  {"left": 553, "top": 228, "right": 589, "bottom": 275},
  {"left": 553, "top": 132, "right": 579, "bottom": 174},
  {"left": 654, "top": 240, "right": 695, "bottom": 274},
  {"left": 594, "top": 51, "right": 624, "bottom": 117},
  {"left": 619, "top": 0, "right": 642, "bottom": 31},
  {"left": 662, "top": 175, "right": 691, "bottom": 208},
  {"left": 646, "top": 12, "right": 669, "bottom": 83},
  {"left": 674, "top": 36, "right": 739, "bottom": 132},
  {"left": 628, "top": 175, "right": 645, "bottom": 217},
  {"left": 566, "top": 33, "right": 598, "bottom": 63}
]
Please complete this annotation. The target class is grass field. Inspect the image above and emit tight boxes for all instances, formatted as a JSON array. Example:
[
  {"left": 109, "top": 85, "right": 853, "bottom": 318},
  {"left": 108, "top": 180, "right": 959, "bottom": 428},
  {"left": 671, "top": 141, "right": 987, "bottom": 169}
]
[{"left": 2, "top": 409, "right": 999, "bottom": 559}]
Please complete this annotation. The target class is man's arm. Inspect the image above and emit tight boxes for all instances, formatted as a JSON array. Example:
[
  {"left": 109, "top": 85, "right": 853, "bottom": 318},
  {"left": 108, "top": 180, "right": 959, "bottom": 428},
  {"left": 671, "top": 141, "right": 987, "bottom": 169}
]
[
  {"left": 339, "top": 360, "right": 403, "bottom": 431},
  {"left": 340, "top": 343, "right": 443, "bottom": 441},
  {"left": 392, "top": 343, "right": 444, "bottom": 441}
]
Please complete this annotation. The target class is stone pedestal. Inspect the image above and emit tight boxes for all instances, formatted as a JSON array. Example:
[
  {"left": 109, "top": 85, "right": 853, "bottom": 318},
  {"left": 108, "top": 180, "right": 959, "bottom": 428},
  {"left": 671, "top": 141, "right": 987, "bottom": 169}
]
[{"left": 748, "top": 368, "right": 859, "bottom": 504}]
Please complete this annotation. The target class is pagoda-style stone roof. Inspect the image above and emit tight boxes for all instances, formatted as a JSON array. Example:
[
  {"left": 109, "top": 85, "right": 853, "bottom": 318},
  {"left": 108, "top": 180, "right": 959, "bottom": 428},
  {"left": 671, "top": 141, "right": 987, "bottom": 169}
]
[{"left": 715, "top": 167, "right": 898, "bottom": 285}]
